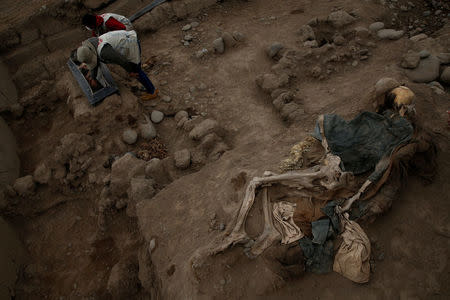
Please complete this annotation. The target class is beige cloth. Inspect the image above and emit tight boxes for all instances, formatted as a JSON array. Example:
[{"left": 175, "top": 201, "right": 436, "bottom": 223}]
[
  {"left": 273, "top": 201, "right": 304, "bottom": 244},
  {"left": 333, "top": 213, "right": 371, "bottom": 283}
]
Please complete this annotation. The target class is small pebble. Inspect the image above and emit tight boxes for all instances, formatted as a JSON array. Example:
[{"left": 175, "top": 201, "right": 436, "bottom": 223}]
[
  {"left": 219, "top": 223, "right": 225, "bottom": 231},
  {"left": 149, "top": 238, "right": 156, "bottom": 252},
  {"left": 182, "top": 24, "right": 192, "bottom": 31}
]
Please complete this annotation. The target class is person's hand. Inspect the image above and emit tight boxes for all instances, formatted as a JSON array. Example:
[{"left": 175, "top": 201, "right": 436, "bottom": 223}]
[
  {"left": 79, "top": 63, "right": 88, "bottom": 70},
  {"left": 129, "top": 72, "right": 139, "bottom": 78},
  {"left": 89, "top": 78, "right": 98, "bottom": 89}
]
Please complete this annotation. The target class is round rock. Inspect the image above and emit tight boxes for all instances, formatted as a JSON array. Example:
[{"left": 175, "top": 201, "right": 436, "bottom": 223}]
[
  {"left": 33, "top": 163, "right": 51, "bottom": 184},
  {"left": 213, "top": 37, "right": 225, "bottom": 54},
  {"left": 440, "top": 67, "right": 450, "bottom": 84},
  {"left": 13, "top": 175, "right": 35, "bottom": 196},
  {"left": 139, "top": 121, "right": 156, "bottom": 140},
  {"left": 401, "top": 50, "right": 420, "bottom": 69},
  {"left": 369, "top": 22, "right": 385, "bottom": 32},
  {"left": 419, "top": 50, "right": 430, "bottom": 58},
  {"left": 267, "top": 42, "right": 284, "bottom": 58},
  {"left": 182, "top": 24, "right": 191, "bottom": 31},
  {"left": 151, "top": 110, "right": 164, "bottom": 124},
  {"left": 375, "top": 77, "right": 400, "bottom": 96},
  {"left": 232, "top": 31, "right": 245, "bottom": 42},
  {"left": 162, "top": 95, "right": 171, "bottom": 102},
  {"left": 222, "top": 31, "right": 237, "bottom": 48},
  {"left": 377, "top": 29, "right": 404, "bottom": 40},
  {"left": 327, "top": 10, "right": 355, "bottom": 28},
  {"left": 405, "top": 56, "right": 440, "bottom": 83},
  {"left": 175, "top": 111, "right": 189, "bottom": 123},
  {"left": 122, "top": 129, "right": 138, "bottom": 144}
]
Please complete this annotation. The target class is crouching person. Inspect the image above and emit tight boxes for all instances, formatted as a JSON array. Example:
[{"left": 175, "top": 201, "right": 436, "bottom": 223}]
[{"left": 76, "top": 30, "right": 158, "bottom": 100}]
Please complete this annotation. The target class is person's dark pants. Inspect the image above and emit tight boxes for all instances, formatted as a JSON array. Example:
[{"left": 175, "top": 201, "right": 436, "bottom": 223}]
[
  {"left": 137, "top": 65, "right": 156, "bottom": 94},
  {"left": 136, "top": 39, "right": 155, "bottom": 94}
]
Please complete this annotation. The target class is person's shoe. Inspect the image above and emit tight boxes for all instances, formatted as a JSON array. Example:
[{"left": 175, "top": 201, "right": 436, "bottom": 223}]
[{"left": 140, "top": 89, "right": 159, "bottom": 101}]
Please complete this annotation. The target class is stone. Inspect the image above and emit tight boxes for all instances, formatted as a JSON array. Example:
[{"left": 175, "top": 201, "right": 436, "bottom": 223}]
[
  {"left": 123, "top": 129, "right": 138, "bottom": 145},
  {"left": 162, "top": 95, "right": 171, "bottom": 102},
  {"left": 232, "top": 31, "right": 245, "bottom": 42},
  {"left": 222, "top": 32, "right": 237, "bottom": 48},
  {"left": 354, "top": 26, "right": 370, "bottom": 39},
  {"left": 401, "top": 50, "right": 420, "bottom": 69},
  {"left": 409, "top": 33, "right": 427, "bottom": 42},
  {"left": 304, "top": 40, "right": 318, "bottom": 48},
  {"left": 195, "top": 48, "right": 208, "bottom": 58},
  {"left": 184, "top": 34, "right": 193, "bottom": 41},
  {"left": 375, "top": 77, "right": 400, "bottom": 96},
  {"left": 110, "top": 153, "right": 146, "bottom": 197},
  {"left": 298, "top": 25, "right": 315, "bottom": 42},
  {"left": 440, "top": 67, "right": 450, "bottom": 84},
  {"left": 13, "top": 175, "right": 35, "bottom": 196},
  {"left": 405, "top": 56, "right": 440, "bottom": 83},
  {"left": 436, "top": 53, "right": 450, "bottom": 64},
  {"left": 327, "top": 10, "right": 355, "bottom": 28},
  {"left": 267, "top": 43, "right": 284, "bottom": 58},
  {"left": 255, "top": 73, "right": 289, "bottom": 93},
  {"left": 419, "top": 50, "right": 430, "bottom": 58},
  {"left": 377, "top": 29, "right": 404, "bottom": 40},
  {"left": 151, "top": 111, "right": 164, "bottom": 124},
  {"left": 182, "top": 24, "right": 192, "bottom": 31},
  {"left": 174, "top": 149, "right": 191, "bottom": 169},
  {"left": 191, "top": 22, "right": 199, "bottom": 28},
  {"left": 369, "top": 22, "right": 384, "bottom": 32},
  {"left": 198, "top": 83, "right": 207, "bottom": 90},
  {"left": 189, "top": 119, "right": 219, "bottom": 140},
  {"left": 333, "top": 34, "right": 346, "bottom": 45},
  {"left": 213, "top": 38, "right": 225, "bottom": 54},
  {"left": 428, "top": 81, "right": 444, "bottom": 90},
  {"left": 139, "top": 117, "right": 157, "bottom": 140},
  {"left": 175, "top": 111, "right": 189, "bottom": 123},
  {"left": 33, "top": 163, "right": 51, "bottom": 184},
  {"left": 149, "top": 239, "right": 156, "bottom": 252}
]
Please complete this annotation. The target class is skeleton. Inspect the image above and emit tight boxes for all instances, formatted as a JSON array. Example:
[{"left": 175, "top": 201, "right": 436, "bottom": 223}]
[{"left": 206, "top": 116, "right": 376, "bottom": 257}]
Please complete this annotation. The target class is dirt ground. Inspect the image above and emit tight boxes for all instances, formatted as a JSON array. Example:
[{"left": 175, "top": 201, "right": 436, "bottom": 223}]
[{"left": 0, "top": 0, "right": 449, "bottom": 299}]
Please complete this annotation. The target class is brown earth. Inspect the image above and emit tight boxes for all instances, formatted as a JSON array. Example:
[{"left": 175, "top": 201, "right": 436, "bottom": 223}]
[{"left": 0, "top": 0, "right": 449, "bottom": 299}]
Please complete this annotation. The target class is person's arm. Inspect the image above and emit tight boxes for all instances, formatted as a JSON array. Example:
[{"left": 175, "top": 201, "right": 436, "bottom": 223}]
[
  {"left": 99, "top": 44, "right": 139, "bottom": 73},
  {"left": 105, "top": 17, "right": 127, "bottom": 31}
]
